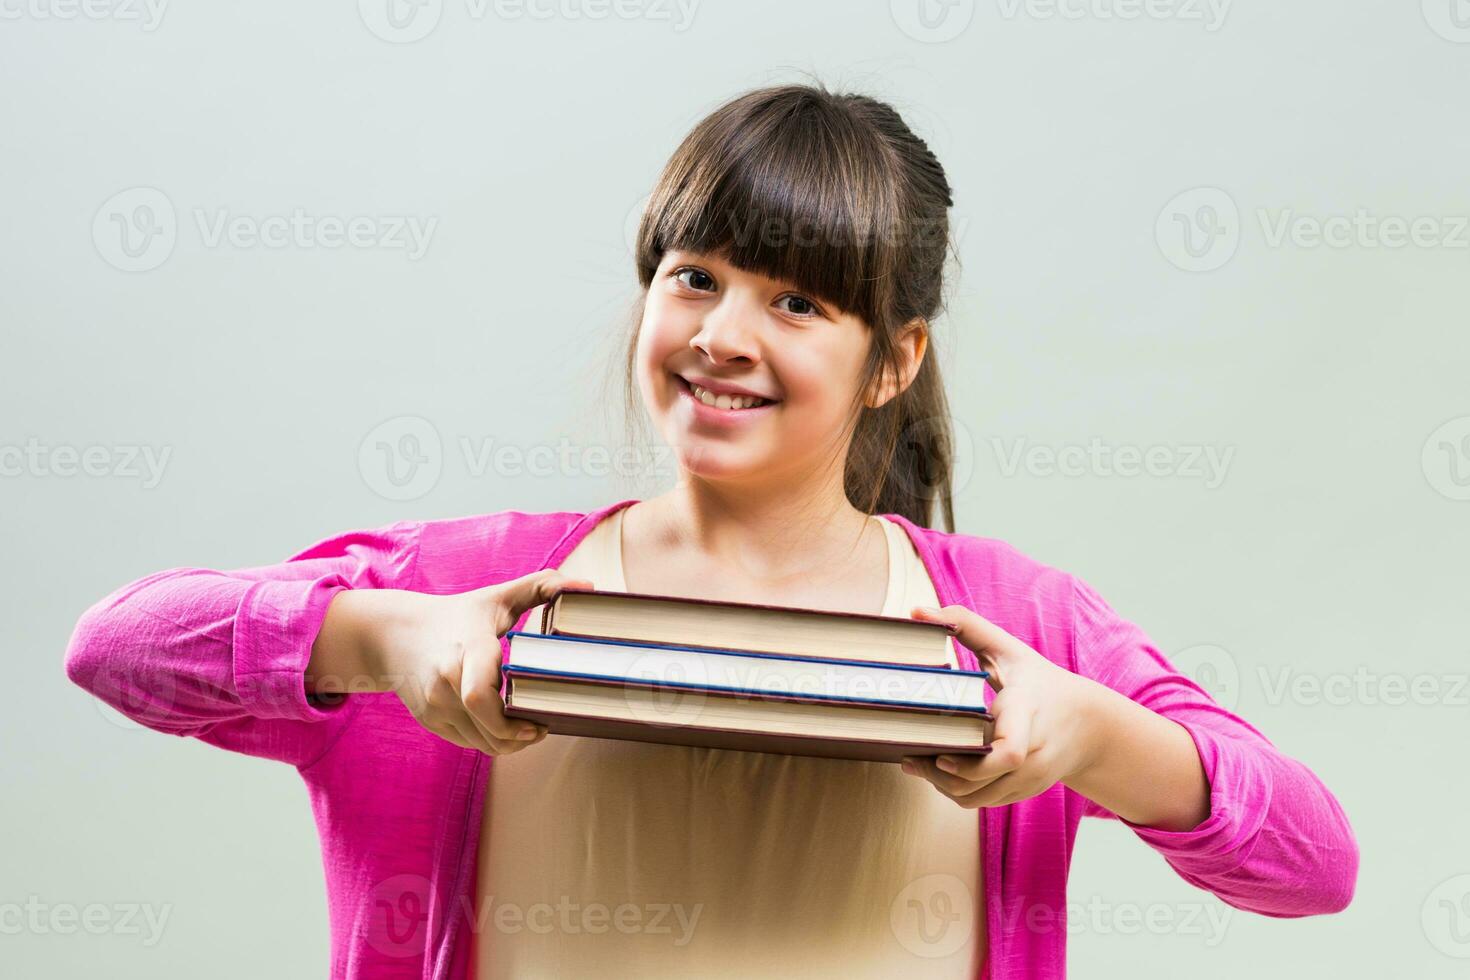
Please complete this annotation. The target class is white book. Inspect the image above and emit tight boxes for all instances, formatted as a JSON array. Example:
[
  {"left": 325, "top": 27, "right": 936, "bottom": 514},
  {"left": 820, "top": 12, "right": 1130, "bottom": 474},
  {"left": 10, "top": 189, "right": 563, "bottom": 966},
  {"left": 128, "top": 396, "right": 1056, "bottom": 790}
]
[{"left": 504, "top": 631, "right": 990, "bottom": 713}]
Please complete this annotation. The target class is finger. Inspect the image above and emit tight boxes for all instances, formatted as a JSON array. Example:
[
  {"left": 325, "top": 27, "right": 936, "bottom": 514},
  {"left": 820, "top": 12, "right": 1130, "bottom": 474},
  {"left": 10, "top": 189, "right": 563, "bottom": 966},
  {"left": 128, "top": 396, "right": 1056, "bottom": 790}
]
[
  {"left": 911, "top": 604, "right": 1016, "bottom": 689},
  {"left": 902, "top": 693, "right": 1032, "bottom": 792},
  {"left": 493, "top": 569, "right": 596, "bottom": 630},
  {"left": 457, "top": 698, "right": 542, "bottom": 755},
  {"left": 901, "top": 755, "right": 992, "bottom": 798},
  {"left": 458, "top": 689, "right": 546, "bottom": 755},
  {"left": 454, "top": 702, "right": 547, "bottom": 756},
  {"left": 434, "top": 669, "right": 542, "bottom": 755},
  {"left": 425, "top": 718, "right": 480, "bottom": 752},
  {"left": 454, "top": 638, "right": 540, "bottom": 744},
  {"left": 952, "top": 770, "right": 1046, "bottom": 809},
  {"left": 444, "top": 711, "right": 499, "bottom": 755},
  {"left": 968, "top": 689, "right": 1032, "bottom": 783}
]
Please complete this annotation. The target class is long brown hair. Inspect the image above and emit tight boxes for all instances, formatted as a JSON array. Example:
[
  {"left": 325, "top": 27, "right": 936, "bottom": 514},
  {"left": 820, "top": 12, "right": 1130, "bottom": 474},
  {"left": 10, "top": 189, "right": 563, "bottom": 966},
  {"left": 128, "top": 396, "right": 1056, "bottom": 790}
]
[{"left": 622, "top": 81, "right": 959, "bottom": 531}]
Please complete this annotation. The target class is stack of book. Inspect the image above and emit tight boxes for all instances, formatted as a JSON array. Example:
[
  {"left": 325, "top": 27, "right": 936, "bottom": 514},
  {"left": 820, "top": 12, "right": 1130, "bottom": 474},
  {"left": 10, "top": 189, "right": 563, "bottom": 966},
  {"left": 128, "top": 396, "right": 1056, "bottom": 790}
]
[{"left": 499, "top": 588, "right": 994, "bottom": 764}]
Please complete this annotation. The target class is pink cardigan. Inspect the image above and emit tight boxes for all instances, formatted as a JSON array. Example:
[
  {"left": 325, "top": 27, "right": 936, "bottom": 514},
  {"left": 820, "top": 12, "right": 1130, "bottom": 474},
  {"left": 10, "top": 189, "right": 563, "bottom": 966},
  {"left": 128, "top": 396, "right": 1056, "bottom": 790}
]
[{"left": 63, "top": 497, "right": 1358, "bottom": 978}]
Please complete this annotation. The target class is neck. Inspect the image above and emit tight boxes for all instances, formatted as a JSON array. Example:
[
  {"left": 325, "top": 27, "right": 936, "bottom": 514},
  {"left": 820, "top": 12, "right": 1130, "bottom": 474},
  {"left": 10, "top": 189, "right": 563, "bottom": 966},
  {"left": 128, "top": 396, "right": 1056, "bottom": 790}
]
[{"left": 639, "top": 463, "right": 877, "bottom": 586}]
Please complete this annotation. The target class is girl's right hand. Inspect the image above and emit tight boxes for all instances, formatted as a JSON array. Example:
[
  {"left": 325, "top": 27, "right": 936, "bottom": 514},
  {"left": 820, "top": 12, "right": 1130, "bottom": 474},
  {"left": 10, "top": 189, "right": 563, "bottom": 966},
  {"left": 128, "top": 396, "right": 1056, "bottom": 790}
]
[{"left": 317, "top": 569, "right": 594, "bottom": 756}]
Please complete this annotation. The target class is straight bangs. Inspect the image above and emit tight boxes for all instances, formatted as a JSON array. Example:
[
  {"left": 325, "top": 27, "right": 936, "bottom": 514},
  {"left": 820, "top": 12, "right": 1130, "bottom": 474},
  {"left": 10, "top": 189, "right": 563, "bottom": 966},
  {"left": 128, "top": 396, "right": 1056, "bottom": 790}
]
[{"left": 634, "top": 93, "right": 903, "bottom": 328}]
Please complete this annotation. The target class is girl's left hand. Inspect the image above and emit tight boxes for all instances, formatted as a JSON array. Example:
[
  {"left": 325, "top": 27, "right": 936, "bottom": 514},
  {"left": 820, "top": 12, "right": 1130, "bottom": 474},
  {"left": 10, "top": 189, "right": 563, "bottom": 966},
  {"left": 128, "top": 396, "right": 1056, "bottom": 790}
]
[{"left": 901, "top": 603, "right": 1104, "bottom": 809}]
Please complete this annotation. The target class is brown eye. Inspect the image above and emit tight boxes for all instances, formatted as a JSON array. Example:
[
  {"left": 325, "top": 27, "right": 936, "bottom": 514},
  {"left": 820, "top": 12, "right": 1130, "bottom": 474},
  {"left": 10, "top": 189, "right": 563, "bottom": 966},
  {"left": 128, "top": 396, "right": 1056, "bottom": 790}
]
[
  {"left": 776, "top": 294, "right": 819, "bottom": 318},
  {"left": 673, "top": 267, "right": 716, "bottom": 292}
]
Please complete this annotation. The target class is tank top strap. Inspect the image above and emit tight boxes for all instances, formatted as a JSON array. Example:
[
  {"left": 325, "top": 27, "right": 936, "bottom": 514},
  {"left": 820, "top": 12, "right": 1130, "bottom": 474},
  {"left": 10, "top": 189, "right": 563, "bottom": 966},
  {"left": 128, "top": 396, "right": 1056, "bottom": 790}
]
[{"left": 872, "top": 514, "right": 909, "bottom": 618}]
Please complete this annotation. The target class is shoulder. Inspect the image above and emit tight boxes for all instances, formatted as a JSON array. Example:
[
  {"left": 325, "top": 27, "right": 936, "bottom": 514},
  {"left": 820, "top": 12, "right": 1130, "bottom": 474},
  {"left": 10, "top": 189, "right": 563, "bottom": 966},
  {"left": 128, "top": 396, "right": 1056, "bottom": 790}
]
[
  {"left": 902, "top": 520, "right": 1077, "bottom": 609},
  {"left": 899, "top": 520, "right": 1089, "bottom": 667},
  {"left": 409, "top": 506, "right": 598, "bottom": 592}
]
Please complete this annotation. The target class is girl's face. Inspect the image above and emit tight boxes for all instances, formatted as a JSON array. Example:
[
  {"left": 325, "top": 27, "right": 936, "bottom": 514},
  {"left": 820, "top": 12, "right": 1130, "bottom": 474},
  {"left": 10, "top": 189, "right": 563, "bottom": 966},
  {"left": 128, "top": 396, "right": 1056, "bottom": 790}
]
[{"left": 636, "top": 248, "right": 873, "bottom": 487}]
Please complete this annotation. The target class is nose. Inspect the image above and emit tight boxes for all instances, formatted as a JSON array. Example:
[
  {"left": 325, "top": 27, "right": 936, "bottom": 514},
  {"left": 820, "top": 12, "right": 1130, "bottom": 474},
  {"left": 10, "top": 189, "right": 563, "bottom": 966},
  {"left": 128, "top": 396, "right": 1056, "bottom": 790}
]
[{"left": 689, "top": 291, "right": 761, "bottom": 367}]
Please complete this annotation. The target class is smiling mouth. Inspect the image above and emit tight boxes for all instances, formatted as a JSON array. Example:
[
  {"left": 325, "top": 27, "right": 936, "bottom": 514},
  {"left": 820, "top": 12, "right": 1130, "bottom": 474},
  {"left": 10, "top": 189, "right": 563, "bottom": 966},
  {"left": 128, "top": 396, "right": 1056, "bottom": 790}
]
[{"left": 674, "top": 374, "right": 779, "bottom": 412}]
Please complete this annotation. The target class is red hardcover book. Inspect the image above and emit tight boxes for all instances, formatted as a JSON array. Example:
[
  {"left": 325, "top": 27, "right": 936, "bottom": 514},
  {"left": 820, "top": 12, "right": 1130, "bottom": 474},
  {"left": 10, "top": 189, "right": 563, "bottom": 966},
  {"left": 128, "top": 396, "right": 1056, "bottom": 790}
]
[{"left": 540, "top": 586, "right": 962, "bottom": 669}]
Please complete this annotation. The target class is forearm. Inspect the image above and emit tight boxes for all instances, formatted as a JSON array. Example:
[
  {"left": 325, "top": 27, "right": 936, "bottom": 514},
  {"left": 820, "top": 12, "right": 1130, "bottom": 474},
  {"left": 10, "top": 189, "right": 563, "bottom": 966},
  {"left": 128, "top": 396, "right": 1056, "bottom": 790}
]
[
  {"left": 1063, "top": 680, "right": 1211, "bottom": 832},
  {"left": 306, "top": 589, "right": 415, "bottom": 695}
]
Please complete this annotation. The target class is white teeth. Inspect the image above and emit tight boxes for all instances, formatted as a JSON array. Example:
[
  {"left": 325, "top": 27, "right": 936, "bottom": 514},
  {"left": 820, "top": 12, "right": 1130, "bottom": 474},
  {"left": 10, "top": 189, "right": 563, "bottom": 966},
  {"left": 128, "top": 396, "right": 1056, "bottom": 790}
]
[{"left": 689, "top": 382, "right": 768, "bottom": 410}]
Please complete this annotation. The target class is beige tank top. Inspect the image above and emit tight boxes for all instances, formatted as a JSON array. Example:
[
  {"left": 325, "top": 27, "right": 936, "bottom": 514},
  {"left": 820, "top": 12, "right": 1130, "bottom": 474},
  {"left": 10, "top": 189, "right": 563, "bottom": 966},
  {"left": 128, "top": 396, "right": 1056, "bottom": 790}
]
[{"left": 471, "top": 510, "right": 984, "bottom": 978}]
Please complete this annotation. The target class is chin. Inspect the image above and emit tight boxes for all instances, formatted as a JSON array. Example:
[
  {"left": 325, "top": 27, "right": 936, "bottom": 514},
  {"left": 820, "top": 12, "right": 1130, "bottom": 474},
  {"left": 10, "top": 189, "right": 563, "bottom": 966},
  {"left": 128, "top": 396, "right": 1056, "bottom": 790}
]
[{"left": 666, "top": 438, "right": 766, "bottom": 483}]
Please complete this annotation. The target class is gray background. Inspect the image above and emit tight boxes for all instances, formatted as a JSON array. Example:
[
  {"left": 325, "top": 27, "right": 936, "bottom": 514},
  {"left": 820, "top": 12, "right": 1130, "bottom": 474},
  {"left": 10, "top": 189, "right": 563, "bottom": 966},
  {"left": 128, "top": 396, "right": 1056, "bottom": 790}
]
[{"left": 3, "top": 1, "right": 1466, "bottom": 976}]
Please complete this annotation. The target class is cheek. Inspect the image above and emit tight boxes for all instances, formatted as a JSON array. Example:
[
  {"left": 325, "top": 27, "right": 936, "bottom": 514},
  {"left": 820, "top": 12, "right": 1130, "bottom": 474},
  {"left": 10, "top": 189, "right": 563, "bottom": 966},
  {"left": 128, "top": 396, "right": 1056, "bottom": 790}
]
[
  {"left": 780, "top": 348, "right": 862, "bottom": 415},
  {"left": 634, "top": 313, "right": 683, "bottom": 402}
]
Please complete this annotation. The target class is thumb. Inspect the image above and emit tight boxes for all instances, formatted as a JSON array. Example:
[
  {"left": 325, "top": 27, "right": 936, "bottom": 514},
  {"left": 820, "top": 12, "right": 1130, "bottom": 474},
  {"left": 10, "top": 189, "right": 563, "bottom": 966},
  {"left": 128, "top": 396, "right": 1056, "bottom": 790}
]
[
  {"left": 491, "top": 569, "right": 595, "bottom": 634},
  {"left": 911, "top": 603, "right": 1017, "bottom": 690}
]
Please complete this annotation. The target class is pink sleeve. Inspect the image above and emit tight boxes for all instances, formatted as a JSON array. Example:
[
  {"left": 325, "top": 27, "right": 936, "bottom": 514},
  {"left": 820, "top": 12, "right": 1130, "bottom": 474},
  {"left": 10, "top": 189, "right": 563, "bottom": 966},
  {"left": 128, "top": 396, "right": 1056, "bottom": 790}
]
[
  {"left": 1068, "top": 575, "right": 1359, "bottom": 917},
  {"left": 63, "top": 521, "right": 422, "bottom": 768}
]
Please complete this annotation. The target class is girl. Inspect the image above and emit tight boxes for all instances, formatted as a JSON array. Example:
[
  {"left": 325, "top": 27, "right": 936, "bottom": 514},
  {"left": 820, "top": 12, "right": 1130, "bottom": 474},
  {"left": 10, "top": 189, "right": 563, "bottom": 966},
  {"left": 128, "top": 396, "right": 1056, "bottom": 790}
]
[{"left": 64, "top": 83, "right": 1358, "bottom": 979}]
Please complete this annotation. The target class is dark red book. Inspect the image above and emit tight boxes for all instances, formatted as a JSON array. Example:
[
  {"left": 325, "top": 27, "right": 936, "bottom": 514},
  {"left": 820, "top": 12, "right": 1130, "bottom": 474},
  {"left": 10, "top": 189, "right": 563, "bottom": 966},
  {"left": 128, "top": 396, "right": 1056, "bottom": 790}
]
[{"left": 540, "top": 586, "right": 961, "bottom": 669}]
